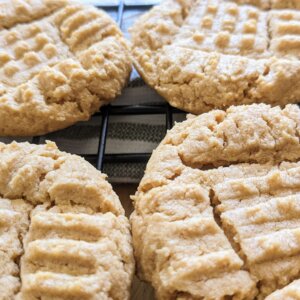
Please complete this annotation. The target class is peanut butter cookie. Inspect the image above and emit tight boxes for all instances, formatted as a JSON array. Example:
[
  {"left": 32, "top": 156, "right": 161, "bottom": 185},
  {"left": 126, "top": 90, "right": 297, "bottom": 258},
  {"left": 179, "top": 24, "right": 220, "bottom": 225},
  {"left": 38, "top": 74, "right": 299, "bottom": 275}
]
[
  {"left": 130, "top": 0, "right": 300, "bottom": 113},
  {"left": 0, "top": 0, "right": 131, "bottom": 136},
  {"left": 131, "top": 103, "right": 300, "bottom": 299},
  {"left": 0, "top": 141, "right": 134, "bottom": 299}
]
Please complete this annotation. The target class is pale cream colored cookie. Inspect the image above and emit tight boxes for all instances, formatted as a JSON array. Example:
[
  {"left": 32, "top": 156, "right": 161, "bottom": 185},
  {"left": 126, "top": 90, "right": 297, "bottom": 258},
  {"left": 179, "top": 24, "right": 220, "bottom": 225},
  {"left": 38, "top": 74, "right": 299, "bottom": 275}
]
[
  {"left": 131, "top": 103, "right": 300, "bottom": 299},
  {"left": 0, "top": 0, "right": 131, "bottom": 136},
  {"left": 0, "top": 141, "right": 134, "bottom": 299},
  {"left": 130, "top": 0, "right": 300, "bottom": 113}
]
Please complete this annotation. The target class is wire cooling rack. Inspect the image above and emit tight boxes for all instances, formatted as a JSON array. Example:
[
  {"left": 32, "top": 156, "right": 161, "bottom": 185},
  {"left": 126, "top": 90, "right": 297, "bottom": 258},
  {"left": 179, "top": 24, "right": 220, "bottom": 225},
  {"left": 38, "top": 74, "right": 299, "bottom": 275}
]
[{"left": 30, "top": 0, "right": 184, "bottom": 175}]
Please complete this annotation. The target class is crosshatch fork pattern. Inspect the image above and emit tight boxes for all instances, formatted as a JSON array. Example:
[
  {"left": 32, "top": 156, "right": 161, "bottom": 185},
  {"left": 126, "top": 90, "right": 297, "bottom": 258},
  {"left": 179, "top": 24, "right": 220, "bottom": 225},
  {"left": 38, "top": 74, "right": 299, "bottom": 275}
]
[
  {"left": 0, "top": 22, "right": 68, "bottom": 87},
  {"left": 174, "top": 0, "right": 300, "bottom": 58}
]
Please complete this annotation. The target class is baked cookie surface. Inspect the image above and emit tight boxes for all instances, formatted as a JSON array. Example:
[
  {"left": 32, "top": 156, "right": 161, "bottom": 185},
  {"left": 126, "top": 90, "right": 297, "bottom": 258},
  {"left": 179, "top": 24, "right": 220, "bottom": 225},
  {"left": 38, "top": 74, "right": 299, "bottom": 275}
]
[
  {"left": 0, "top": 141, "right": 134, "bottom": 300},
  {"left": 130, "top": 0, "right": 300, "bottom": 113},
  {"left": 131, "top": 103, "right": 300, "bottom": 299},
  {"left": 265, "top": 279, "right": 300, "bottom": 299},
  {"left": 0, "top": 0, "right": 131, "bottom": 136}
]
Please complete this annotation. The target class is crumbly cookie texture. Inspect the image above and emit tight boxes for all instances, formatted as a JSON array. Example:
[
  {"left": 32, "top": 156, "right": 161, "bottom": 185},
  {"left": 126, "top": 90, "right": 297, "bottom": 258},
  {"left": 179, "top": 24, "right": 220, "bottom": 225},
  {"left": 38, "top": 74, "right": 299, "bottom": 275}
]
[
  {"left": 130, "top": 0, "right": 300, "bottom": 113},
  {"left": 0, "top": 141, "right": 134, "bottom": 300},
  {"left": 131, "top": 103, "right": 300, "bottom": 299},
  {"left": 234, "top": 0, "right": 300, "bottom": 9},
  {"left": 0, "top": 0, "right": 131, "bottom": 136}
]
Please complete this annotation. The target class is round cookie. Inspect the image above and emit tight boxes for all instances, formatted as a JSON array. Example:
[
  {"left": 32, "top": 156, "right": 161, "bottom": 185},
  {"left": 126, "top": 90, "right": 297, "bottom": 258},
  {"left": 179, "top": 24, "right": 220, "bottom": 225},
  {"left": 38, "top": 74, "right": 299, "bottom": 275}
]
[
  {"left": 131, "top": 103, "right": 300, "bottom": 299},
  {"left": 130, "top": 0, "right": 300, "bottom": 114},
  {"left": 0, "top": 0, "right": 131, "bottom": 136},
  {"left": 0, "top": 141, "right": 134, "bottom": 299}
]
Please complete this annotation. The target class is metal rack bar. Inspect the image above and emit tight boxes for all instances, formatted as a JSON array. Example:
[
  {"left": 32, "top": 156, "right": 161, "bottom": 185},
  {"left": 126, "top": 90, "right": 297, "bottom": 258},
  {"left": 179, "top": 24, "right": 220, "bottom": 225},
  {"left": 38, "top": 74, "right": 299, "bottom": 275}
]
[
  {"left": 95, "top": 104, "right": 181, "bottom": 115},
  {"left": 96, "top": 106, "right": 110, "bottom": 171},
  {"left": 88, "top": 152, "right": 151, "bottom": 164},
  {"left": 166, "top": 104, "right": 173, "bottom": 130}
]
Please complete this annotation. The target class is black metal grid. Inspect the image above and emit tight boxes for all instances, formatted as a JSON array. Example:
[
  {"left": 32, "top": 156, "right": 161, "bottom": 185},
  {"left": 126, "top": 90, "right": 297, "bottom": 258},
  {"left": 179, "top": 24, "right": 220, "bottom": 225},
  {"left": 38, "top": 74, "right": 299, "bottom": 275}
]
[{"left": 32, "top": 0, "right": 183, "bottom": 172}]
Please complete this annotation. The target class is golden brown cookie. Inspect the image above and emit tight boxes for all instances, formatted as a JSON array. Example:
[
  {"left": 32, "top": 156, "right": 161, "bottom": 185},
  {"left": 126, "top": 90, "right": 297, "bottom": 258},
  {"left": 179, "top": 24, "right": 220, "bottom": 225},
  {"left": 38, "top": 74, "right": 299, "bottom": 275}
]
[
  {"left": 130, "top": 0, "right": 300, "bottom": 113},
  {"left": 0, "top": 141, "right": 134, "bottom": 300},
  {"left": 131, "top": 103, "right": 300, "bottom": 299},
  {"left": 0, "top": 0, "right": 131, "bottom": 136}
]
